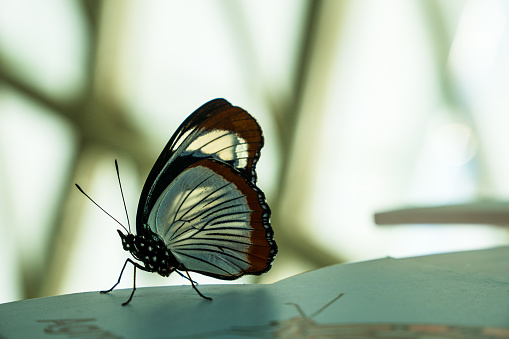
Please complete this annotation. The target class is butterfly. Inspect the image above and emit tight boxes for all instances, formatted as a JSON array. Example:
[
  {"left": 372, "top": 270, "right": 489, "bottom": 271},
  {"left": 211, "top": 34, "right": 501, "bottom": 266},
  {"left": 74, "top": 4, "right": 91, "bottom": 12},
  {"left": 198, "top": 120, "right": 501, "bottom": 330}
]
[{"left": 76, "top": 98, "right": 277, "bottom": 305}]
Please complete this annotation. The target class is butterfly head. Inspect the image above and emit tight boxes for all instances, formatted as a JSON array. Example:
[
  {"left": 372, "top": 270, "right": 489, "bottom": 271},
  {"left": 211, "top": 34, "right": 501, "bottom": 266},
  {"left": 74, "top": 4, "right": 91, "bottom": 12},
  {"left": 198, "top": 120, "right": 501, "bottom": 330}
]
[{"left": 117, "top": 229, "right": 135, "bottom": 252}]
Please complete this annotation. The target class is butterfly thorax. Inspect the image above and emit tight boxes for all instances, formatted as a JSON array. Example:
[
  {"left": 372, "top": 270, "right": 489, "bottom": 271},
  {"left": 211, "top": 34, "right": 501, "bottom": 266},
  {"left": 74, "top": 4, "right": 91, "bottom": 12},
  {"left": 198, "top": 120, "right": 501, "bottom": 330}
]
[{"left": 117, "top": 229, "right": 178, "bottom": 277}]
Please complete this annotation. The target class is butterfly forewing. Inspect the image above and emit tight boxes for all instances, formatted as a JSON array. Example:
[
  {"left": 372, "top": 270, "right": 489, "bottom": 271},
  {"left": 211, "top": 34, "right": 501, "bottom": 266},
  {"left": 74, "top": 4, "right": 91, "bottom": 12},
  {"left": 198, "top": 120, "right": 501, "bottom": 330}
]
[
  {"left": 173, "top": 107, "right": 263, "bottom": 176},
  {"left": 147, "top": 159, "right": 274, "bottom": 279},
  {"left": 137, "top": 99, "right": 264, "bottom": 233}
]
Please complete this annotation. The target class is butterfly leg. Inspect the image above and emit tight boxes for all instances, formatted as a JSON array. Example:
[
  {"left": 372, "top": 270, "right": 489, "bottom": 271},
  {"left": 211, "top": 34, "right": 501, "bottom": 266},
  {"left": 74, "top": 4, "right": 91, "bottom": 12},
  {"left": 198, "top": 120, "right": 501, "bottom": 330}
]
[
  {"left": 101, "top": 258, "right": 131, "bottom": 294},
  {"left": 175, "top": 269, "right": 198, "bottom": 284},
  {"left": 101, "top": 258, "right": 147, "bottom": 306},
  {"left": 122, "top": 266, "right": 137, "bottom": 306},
  {"left": 186, "top": 271, "right": 212, "bottom": 301}
]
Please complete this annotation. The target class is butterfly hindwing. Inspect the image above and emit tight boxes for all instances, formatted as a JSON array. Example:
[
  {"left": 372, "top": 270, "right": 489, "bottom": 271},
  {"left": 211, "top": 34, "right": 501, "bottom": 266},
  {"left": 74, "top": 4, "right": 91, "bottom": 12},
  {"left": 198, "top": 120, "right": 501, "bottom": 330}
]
[{"left": 146, "top": 158, "right": 275, "bottom": 279}]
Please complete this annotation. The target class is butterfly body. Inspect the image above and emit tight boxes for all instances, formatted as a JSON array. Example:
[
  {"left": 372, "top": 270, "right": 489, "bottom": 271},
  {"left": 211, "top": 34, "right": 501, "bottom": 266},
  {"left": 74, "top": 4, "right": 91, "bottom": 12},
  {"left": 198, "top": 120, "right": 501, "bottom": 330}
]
[
  {"left": 118, "top": 230, "right": 176, "bottom": 277},
  {"left": 89, "top": 98, "right": 277, "bottom": 305}
]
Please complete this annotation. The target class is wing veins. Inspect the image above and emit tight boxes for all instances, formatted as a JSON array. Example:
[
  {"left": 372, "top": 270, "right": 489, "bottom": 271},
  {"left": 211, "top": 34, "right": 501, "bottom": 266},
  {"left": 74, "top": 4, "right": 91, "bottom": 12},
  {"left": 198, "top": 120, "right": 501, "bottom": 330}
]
[
  {"left": 203, "top": 191, "right": 244, "bottom": 208},
  {"left": 201, "top": 211, "right": 252, "bottom": 229},
  {"left": 177, "top": 246, "right": 250, "bottom": 266},
  {"left": 177, "top": 180, "right": 232, "bottom": 223},
  {"left": 176, "top": 245, "right": 267, "bottom": 266},
  {"left": 177, "top": 252, "right": 245, "bottom": 275},
  {"left": 179, "top": 205, "right": 249, "bottom": 241},
  {"left": 172, "top": 237, "right": 252, "bottom": 247},
  {"left": 200, "top": 203, "right": 247, "bottom": 223},
  {"left": 166, "top": 172, "right": 216, "bottom": 239},
  {"left": 175, "top": 236, "right": 272, "bottom": 249},
  {"left": 169, "top": 225, "right": 256, "bottom": 245},
  {"left": 168, "top": 181, "right": 235, "bottom": 241},
  {"left": 181, "top": 199, "right": 246, "bottom": 231}
]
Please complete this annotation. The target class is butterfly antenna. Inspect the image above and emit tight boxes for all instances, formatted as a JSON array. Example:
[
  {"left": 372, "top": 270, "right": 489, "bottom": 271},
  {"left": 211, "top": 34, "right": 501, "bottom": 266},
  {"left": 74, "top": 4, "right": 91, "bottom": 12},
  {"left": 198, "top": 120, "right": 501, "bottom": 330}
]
[
  {"left": 75, "top": 183, "right": 129, "bottom": 234},
  {"left": 115, "top": 159, "right": 132, "bottom": 233}
]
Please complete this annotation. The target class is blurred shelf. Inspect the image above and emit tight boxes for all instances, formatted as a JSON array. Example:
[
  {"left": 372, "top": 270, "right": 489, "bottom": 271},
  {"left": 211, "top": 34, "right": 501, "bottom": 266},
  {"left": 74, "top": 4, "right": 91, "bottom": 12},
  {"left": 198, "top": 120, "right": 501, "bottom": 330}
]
[{"left": 375, "top": 201, "right": 509, "bottom": 226}]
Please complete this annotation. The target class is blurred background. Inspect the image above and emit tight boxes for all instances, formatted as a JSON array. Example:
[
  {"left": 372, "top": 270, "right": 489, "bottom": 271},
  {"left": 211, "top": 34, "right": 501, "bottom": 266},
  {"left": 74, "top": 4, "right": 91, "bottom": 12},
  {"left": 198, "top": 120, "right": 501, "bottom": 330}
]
[{"left": 1, "top": 0, "right": 509, "bottom": 304}]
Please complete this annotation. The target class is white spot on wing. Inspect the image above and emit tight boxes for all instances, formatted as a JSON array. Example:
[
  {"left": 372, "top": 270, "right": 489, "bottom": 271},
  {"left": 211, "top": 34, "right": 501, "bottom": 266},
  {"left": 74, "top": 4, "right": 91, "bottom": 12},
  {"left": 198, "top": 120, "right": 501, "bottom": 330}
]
[
  {"left": 183, "top": 130, "right": 248, "bottom": 169},
  {"left": 172, "top": 129, "right": 192, "bottom": 150}
]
